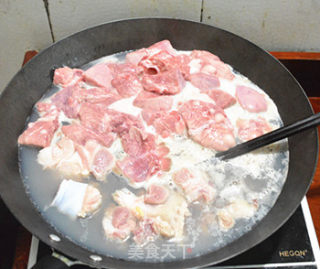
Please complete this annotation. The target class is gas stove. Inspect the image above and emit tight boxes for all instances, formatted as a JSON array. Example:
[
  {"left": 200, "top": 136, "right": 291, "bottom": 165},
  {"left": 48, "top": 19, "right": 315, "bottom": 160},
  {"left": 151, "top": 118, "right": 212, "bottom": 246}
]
[{"left": 27, "top": 197, "right": 319, "bottom": 269}]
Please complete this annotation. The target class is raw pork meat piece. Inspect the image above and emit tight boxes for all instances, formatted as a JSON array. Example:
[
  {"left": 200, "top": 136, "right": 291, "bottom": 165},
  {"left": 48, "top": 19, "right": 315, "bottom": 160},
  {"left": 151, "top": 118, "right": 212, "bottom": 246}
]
[
  {"left": 237, "top": 117, "right": 272, "bottom": 142},
  {"left": 120, "top": 127, "right": 156, "bottom": 156},
  {"left": 133, "top": 90, "right": 173, "bottom": 111},
  {"left": 83, "top": 63, "right": 113, "bottom": 88},
  {"left": 79, "top": 87, "right": 121, "bottom": 106},
  {"left": 113, "top": 188, "right": 190, "bottom": 240},
  {"left": 189, "top": 72, "right": 220, "bottom": 91},
  {"left": 202, "top": 89, "right": 236, "bottom": 109},
  {"left": 142, "top": 110, "right": 186, "bottom": 138},
  {"left": 191, "top": 50, "right": 220, "bottom": 63},
  {"left": 144, "top": 184, "right": 169, "bottom": 205},
  {"left": 217, "top": 199, "right": 258, "bottom": 230},
  {"left": 141, "top": 69, "right": 185, "bottom": 95},
  {"left": 147, "top": 40, "right": 177, "bottom": 56},
  {"left": 139, "top": 50, "right": 174, "bottom": 75},
  {"left": 108, "top": 62, "right": 138, "bottom": 75},
  {"left": 179, "top": 100, "right": 236, "bottom": 151},
  {"left": 236, "top": 85, "right": 268, "bottom": 113},
  {"left": 53, "top": 67, "right": 83, "bottom": 87},
  {"left": 127, "top": 40, "right": 190, "bottom": 80},
  {"left": 79, "top": 102, "right": 112, "bottom": 135},
  {"left": 111, "top": 72, "right": 143, "bottom": 97},
  {"left": 167, "top": 54, "right": 191, "bottom": 79},
  {"left": 103, "top": 206, "right": 136, "bottom": 240},
  {"left": 110, "top": 63, "right": 143, "bottom": 97},
  {"left": 140, "top": 50, "right": 190, "bottom": 78},
  {"left": 173, "top": 168, "right": 215, "bottom": 203},
  {"left": 126, "top": 48, "right": 149, "bottom": 66},
  {"left": 62, "top": 123, "right": 116, "bottom": 148},
  {"left": 51, "top": 180, "right": 102, "bottom": 219},
  {"left": 116, "top": 127, "right": 171, "bottom": 183},
  {"left": 18, "top": 116, "right": 58, "bottom": 148},
  {"left": 116, "top": 152, "right": 161, "bottom": 183},
  {"left": 217, "top": 210, "right": 235, "bottom": 230},
  {"left": 80, "top": 185, "right": 103, "bottom": 217},
  {"left": 36, "top": 102, "right": 59, "bottom": 118},
  {"left": 126, "top": 40, "right": 176, "bottom": 68},
  {"left": 107, "top": 110, "right": 145, "bottom": 136},
  {"left": 133, "top": 219, "right": 159, "bottom": 245},
  {"left": 190, "top": 50, "right": 235, "bottom": 80},
  {"left": 51, "top": 84, "right": 82, "bottom": 118}
]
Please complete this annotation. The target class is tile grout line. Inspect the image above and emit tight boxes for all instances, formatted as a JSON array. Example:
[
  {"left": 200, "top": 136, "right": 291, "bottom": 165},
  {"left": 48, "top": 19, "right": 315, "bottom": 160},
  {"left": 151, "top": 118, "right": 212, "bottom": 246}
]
[
  {"left": 200, "top": 0, "right": 204, "bottom": 22},
  {"left": 43, "top": 0, "right": 55, "bottom": 43}
]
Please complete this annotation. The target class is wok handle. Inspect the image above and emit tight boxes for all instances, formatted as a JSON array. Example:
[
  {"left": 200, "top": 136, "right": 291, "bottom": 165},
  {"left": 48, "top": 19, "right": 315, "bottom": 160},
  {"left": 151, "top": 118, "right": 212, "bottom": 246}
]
[{"left": 31, "top": 254, "right": 69, "bottom": 269}]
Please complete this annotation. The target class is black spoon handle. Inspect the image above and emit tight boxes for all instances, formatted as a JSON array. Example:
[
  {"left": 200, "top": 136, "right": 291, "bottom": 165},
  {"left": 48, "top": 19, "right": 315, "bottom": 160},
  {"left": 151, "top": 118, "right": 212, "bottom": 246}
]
[{"left": 216, "top": 112, "right": 320, "bottom": 160}]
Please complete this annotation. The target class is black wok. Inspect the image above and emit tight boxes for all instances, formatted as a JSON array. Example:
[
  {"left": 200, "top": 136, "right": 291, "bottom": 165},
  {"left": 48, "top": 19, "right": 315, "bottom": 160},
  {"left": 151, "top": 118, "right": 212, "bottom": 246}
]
[{"left": 0, "top": 18, "right": 318, "bottom": 268}]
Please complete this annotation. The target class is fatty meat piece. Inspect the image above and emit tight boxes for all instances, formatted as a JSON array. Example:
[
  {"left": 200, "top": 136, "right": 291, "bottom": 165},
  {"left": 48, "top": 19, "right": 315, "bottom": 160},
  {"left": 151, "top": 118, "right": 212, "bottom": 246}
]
[
  {"left": 112, "top": 188, "right": 190, "bottom": 240},
  {"left": 39, "top": 137, "right": 114, "bottom": 180},
  {"left": 36, "top": 102, "right": 59, "bottom": 118},
  {"left": 173, "top": 168, "right": 215, "bottom": 203},
  {"left": 144, "top": 184, "right": 169, "bottom": 205},
  {"left": 133, "top": 218, "right": 159, "bottom": 245},
  {"left": 38, "top": 138, "right": 90, "bottom": 178},
  {"left": 51, "top": 179, "right": 102, "bottom": 219},
  {"left": 103, "top": 206, "right": 136, "bottom": 240},
  {"left": 80, "top": 185, "right": 103, "bottom": 217},
  {"left": 217, "top": 199, "right": 258, "bottom": 230}
]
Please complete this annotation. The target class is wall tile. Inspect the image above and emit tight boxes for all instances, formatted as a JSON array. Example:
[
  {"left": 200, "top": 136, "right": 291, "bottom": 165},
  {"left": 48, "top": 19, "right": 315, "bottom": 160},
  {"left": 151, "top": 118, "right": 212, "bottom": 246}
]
[
  {"left": 202, "top": 0, "right": 320, "bottom": 51},
  {"left": 0, "top": 0, "right": 52, "bottom": 93},
  {"left": 49, "top": 0, "right": 202, "bottom": 41}
]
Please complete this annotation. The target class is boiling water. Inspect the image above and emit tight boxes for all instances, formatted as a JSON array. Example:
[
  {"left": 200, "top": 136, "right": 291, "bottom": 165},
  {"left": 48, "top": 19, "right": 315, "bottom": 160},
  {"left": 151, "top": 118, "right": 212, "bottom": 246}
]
[{"left": 19, "top": 50, "right": 289, "bottom": 262}]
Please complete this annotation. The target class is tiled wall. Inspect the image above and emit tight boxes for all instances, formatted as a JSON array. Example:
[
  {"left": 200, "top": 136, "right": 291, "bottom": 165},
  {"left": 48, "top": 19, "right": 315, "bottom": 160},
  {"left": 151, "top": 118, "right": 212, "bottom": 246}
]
[{"left": 1, "top": 0, "right": 319, "bottom": 93}]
